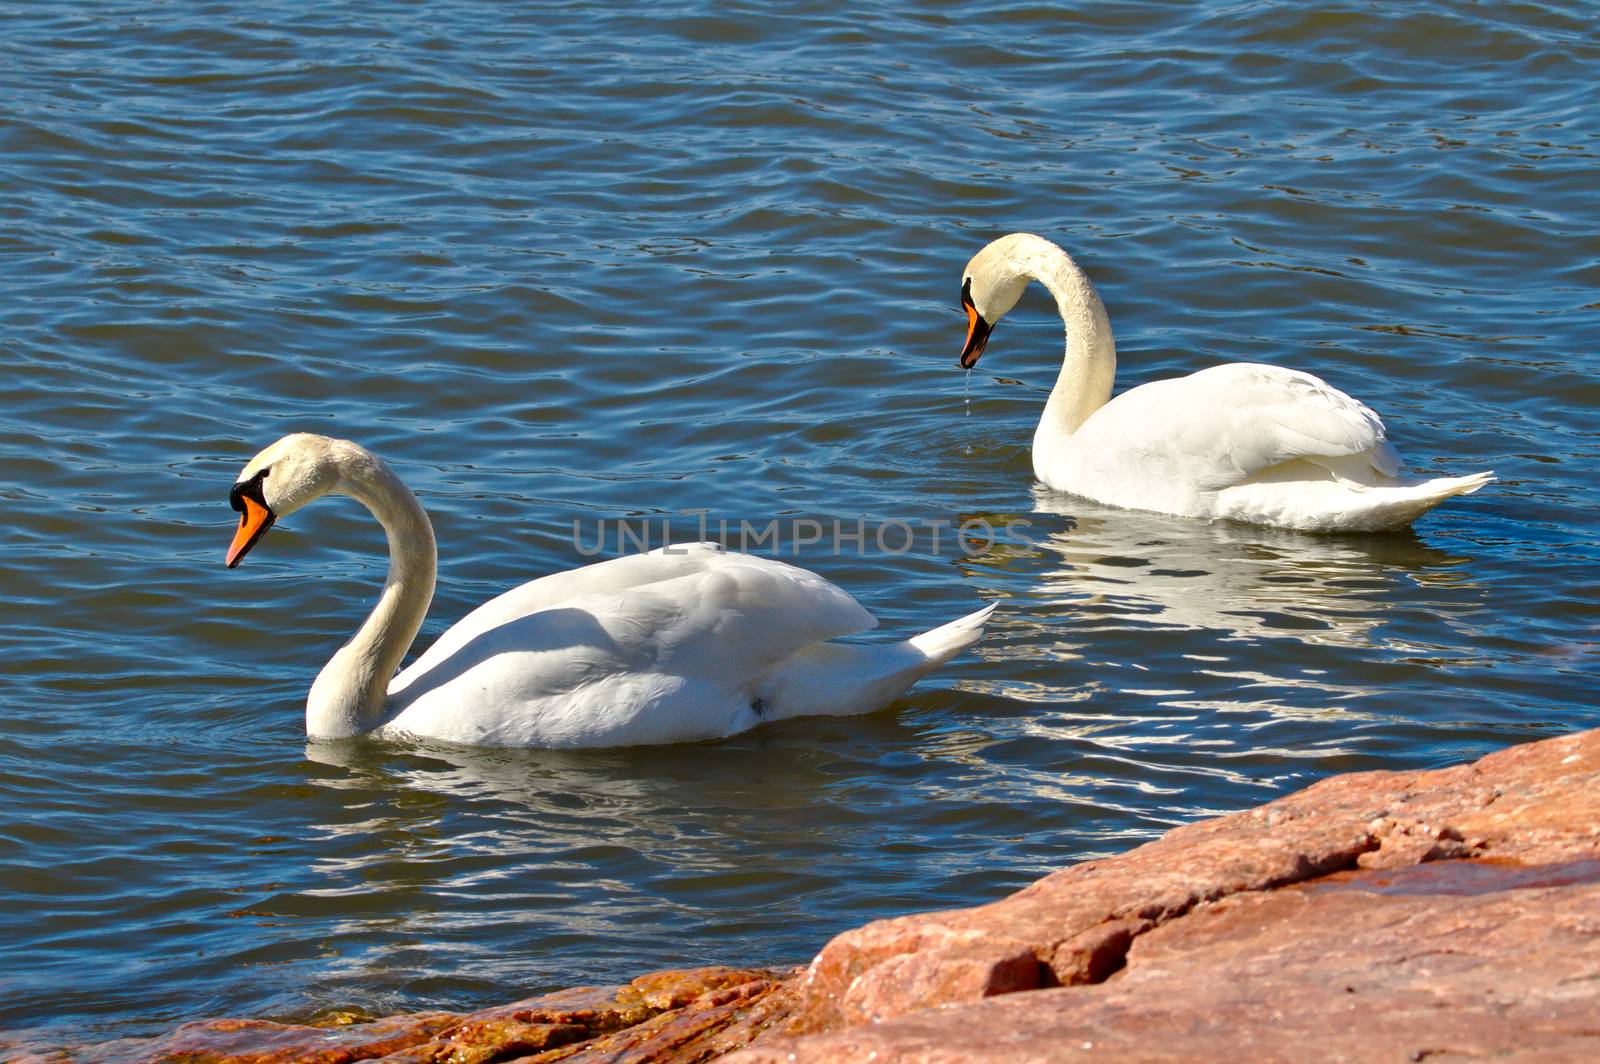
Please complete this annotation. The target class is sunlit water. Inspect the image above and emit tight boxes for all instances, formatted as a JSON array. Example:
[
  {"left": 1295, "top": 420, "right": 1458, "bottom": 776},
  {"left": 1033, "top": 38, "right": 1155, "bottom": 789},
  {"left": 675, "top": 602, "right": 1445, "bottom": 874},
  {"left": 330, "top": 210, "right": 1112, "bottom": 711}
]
[{"left": 1, "top": 0, "right": 1595, "bottom": 1048}]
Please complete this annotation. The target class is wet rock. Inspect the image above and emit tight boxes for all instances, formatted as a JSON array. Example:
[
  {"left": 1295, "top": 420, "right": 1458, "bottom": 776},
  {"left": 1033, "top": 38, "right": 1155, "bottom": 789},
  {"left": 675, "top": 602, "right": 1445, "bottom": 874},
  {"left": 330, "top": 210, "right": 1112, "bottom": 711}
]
[
  {"left": 9, "top": 1011, "right": 465, "bottom": 1064},
  {"left": 16, "top": 968, "right": 796, "bottom": 1064}
]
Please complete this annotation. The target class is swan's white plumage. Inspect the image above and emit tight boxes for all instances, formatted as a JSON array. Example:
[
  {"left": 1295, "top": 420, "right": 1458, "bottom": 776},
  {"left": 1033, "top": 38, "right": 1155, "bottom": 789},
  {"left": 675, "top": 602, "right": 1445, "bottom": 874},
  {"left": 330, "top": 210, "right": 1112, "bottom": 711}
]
[
  {"left": 962, "top": 233, "right": 1491, "bottom": 532},
  {"left": 227, "top": 435, "right": 993, "bottom": 748},
  {"left": 382, "top": 544, "right": 886, "bottom": 747}
]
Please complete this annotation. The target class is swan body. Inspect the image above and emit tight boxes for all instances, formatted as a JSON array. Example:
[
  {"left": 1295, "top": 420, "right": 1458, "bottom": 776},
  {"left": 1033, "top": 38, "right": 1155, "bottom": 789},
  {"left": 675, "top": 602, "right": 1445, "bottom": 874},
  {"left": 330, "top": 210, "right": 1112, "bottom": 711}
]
[
  {"left": 957, "top": 233, "right": 1493, "bottom": 532},
  {"left": 224, "top": 434, "right": 994, "bottom": 748}
]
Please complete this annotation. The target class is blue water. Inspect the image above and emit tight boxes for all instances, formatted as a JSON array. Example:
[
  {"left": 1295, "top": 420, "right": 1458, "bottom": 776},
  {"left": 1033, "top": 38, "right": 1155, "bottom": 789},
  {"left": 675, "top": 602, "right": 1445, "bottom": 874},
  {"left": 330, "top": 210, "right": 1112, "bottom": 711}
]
[{"left": 1, "top": 0, "right": 1595, "bottom": 1049}]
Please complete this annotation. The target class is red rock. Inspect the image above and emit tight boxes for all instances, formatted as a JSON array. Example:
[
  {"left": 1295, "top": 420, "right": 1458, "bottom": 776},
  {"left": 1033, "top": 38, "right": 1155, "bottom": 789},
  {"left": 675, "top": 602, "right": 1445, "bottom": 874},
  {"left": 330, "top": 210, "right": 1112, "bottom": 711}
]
[
  {"left": 8, "top": 1012, "right": 463, "bottom": 1064},
  {"left": 838, "top": 940, "right": 1040, "bottom": 1026},
  {"left": 544, "top": 970, "right": 798, "bottom": 1063},
  {"left": 15, "top": 968, "right": 794, "bottom": 1064},
  {"left": 727, "top": 862, "right": 1600, "bottom": 1062}
]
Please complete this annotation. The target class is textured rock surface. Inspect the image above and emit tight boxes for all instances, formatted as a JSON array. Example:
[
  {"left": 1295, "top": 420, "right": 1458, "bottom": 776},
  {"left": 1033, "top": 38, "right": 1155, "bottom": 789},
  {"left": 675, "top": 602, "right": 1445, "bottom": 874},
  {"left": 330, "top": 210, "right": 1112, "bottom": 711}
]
[
  {"left": 11, "top": 967, "right": 799, "bottom": 1064},
  {"left": 17, "top": 728, "right": 1598, "bottom": 1064},
  {"left": 729, "top": 861, "right": 1600, "bottom": 1062}
]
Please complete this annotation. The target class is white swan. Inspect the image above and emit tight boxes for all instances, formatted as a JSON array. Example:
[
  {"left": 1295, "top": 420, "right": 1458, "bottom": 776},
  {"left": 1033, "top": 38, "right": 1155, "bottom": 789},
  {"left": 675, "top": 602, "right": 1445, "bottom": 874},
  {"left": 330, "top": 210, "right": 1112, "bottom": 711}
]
[
  {"left": 957, "top": 233, "right": 1493, "bottom": 532},
  {"left": 224, "top": 433, "right": 995, "bottom": 748}
]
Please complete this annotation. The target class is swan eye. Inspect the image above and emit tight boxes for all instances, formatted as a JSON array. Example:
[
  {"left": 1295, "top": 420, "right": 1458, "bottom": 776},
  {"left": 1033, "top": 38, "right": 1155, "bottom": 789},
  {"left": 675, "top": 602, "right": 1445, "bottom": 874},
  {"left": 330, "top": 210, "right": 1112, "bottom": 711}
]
[
  {"left": 961, "top": 276, "right": 974, "bottom": 310},
  {"left": 230, "top": 467, "right": 270, "bottom": 513}
]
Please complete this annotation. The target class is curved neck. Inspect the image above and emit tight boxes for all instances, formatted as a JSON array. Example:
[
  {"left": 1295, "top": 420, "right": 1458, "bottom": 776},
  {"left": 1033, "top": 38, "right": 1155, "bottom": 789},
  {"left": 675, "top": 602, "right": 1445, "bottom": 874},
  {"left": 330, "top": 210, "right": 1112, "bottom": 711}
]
[
  {"left": 1016, "top": 239, "right": 1117, "bottom": 439},
  {"left": 306, "top": 456, "right": 436, "bottom": 740}
]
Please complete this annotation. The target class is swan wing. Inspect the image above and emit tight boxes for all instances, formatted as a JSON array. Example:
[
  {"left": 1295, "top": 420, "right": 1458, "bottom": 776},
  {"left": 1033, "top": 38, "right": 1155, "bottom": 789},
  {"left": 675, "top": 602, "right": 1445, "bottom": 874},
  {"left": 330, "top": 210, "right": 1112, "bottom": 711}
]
[
  {"left": 382, "top": 545, "right": 879, "bottom": 746},
  {"left": 576, "top": 552, "right": 879, "bottom": 680},
  {"left": 1118, "top": 363, "right": 1402, "bottom": 489},
  {"left": 393, "top": 543, "right": 875, "bottom": 697}
]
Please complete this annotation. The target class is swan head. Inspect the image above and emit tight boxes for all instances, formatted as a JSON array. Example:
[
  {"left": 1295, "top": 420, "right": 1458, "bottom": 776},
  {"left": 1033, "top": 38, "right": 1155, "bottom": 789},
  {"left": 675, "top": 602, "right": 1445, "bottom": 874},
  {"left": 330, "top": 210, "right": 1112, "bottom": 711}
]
[
  {"left": 225, "top": 433, "right": 349, "bottom": 568},
  {"left": 958, "top": 233, "right": 1055, "bottom": 368}
]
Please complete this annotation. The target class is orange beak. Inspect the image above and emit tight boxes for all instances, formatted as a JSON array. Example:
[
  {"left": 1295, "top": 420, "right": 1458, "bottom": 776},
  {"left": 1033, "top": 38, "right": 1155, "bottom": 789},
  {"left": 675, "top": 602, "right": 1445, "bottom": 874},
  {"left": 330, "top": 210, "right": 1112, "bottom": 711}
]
[
  {"left": 959, "top": 300, "right": 993, "bottom": 369},
  {"left": 226, "top": 494, "right": 275, "bottom": 568}
]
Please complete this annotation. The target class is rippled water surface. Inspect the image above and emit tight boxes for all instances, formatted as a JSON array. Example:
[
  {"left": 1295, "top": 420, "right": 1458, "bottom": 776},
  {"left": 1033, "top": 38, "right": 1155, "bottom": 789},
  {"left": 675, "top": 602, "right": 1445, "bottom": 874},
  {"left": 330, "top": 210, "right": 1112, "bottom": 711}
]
[{"left": 2, "top": 0, "right": 1596, "bottom": 1046}]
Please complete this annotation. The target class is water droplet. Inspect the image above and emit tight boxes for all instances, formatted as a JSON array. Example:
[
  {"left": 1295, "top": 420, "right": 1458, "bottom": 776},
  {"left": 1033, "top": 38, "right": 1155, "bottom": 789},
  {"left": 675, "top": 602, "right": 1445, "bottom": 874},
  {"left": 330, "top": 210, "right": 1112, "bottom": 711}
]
[{"left": 963, "top": 369, "right": 973, "bottom": 454}]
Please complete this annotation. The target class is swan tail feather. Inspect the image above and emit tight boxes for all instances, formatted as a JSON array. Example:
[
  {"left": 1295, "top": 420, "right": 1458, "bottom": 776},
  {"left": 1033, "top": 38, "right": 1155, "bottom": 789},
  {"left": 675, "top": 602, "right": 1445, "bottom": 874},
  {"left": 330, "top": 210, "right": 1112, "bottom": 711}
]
[
  {"left": 755, "top": 602, "right": 995, "bottom": 722},
  {"left": 1359, "top": 470, "right": 1496, "bottom": 530},
  {"left": 908, "top": 601, "right": 998, "bottom": 666},
  {"left": 1217, "top": 469, "right": 1494, "bottom": 532},
  {"left": 1430, "top": 470, "right": 1495, "bottom": 496}
]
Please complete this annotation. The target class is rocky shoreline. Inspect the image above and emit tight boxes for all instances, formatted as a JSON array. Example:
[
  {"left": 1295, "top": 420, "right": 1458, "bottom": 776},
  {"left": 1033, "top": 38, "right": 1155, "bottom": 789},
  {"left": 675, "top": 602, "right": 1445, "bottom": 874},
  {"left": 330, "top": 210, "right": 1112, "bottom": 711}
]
[{"left": 14, "top": 726, "right": 1598, "bottom": 1063}]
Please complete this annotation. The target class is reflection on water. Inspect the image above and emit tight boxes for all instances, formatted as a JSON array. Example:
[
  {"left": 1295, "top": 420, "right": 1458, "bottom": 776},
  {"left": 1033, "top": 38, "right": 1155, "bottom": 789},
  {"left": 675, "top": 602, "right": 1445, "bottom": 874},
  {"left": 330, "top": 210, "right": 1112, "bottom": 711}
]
[
  {"left": 284, "top": 724, "right": 1134, "bottom": 1012},
  {"left": 1020, "top": 490, "right": 1483, "bottom": 649},
  {"left": 956, "top": 492, "right": 1496, "bottom": 763}
]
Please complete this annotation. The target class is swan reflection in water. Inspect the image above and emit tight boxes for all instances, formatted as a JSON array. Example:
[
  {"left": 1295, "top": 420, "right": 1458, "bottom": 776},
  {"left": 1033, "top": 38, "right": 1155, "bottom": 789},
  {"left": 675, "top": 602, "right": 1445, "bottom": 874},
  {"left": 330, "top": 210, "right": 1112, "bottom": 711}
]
[
  {"left": 1011, "top": 492, "right": 1485, "bottom": 647},
  {"left": 286, "top": 738, "right": 751, "bottom": 1010},
  {"left": 959, "top": 491, "right": 1491, "bottom": 724},
  {"left": 298, "top": 728, "right": 909, "bottom": 869},
  {"left": 289, "top": 715, "right": 1105, "bottom": 989},
  {"left": 292, "top": 734, "right": 871, "bottom": 993}
]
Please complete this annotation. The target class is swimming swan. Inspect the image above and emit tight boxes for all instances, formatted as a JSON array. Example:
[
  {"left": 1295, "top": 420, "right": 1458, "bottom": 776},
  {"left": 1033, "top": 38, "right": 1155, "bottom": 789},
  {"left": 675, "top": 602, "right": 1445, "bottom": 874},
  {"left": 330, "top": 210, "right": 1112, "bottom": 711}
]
[
  {"left": 224, "top": 433, "right": 995, "bottom": 747},
  {"left": 956, "top": 233, "right": 1493, "bottom": 532}
]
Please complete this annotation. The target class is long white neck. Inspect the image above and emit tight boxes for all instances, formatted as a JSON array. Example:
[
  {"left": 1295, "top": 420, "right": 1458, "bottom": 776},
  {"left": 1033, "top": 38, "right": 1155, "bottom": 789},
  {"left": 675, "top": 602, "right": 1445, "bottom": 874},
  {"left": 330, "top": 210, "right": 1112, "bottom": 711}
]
[
  {"left": 1028, "top": 242, "right": 1117, "bottom": 440},
  {"left": 305, "top": 456, "right": 436, "bottom": 740}
]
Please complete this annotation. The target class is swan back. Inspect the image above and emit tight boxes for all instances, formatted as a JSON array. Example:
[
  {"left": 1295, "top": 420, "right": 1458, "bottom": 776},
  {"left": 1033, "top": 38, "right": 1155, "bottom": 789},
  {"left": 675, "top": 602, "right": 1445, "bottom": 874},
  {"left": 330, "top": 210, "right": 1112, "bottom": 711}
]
[
  {"left": 381, "top": 544, "right": 885, "bottom": 747},
  {"left": 390, "top": 543, "right": 875, "bottom": 701}
]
